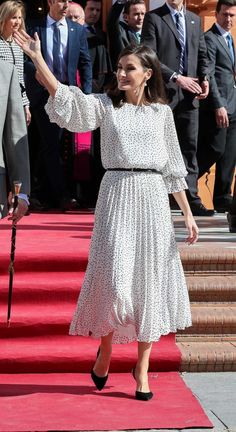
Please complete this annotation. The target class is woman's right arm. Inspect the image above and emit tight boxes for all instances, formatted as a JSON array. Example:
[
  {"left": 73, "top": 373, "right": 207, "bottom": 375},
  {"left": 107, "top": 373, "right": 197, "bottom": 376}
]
[{"left": 14, "top": 30, "right": 105, "bottom": 132}]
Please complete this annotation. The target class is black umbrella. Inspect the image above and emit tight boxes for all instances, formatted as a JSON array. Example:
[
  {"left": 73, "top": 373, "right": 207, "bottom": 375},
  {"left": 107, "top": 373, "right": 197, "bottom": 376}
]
[{"left": 7, "top": 181, "right": 22, "bottom": 327}]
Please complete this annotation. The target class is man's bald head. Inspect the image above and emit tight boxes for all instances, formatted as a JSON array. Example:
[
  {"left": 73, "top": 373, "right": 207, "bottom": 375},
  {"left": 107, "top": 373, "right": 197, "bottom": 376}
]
[{"left": 67, "top": 2, "right": 85, "bottom": 24}]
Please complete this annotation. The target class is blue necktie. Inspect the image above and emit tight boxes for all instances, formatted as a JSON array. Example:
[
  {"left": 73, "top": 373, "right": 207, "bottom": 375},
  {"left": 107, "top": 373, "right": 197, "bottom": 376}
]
[
  {"left": 226, "top": 33, "right": 235, "bottom": 65},
  {"left": 175, "top": 13, "right": 185, "bottom": 74},
  {"left": 52, "top": 21, "right": 62, "bottom": 80}
]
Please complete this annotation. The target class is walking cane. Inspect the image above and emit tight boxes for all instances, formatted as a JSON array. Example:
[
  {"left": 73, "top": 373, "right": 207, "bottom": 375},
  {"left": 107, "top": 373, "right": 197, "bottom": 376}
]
[{"left": 7, "top": 180, "right": 22, "bottom": 327}]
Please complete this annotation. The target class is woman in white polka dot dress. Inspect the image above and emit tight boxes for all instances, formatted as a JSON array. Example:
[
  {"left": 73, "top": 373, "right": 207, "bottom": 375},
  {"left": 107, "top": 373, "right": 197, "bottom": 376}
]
[{"left": 14, "top": 32, "right": 199, "bottom": 401}]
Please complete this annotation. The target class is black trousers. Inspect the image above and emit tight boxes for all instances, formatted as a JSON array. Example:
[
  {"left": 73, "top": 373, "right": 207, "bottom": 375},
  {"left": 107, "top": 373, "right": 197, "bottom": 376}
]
[
  {"left": 173, "top": 102, "right": 200, "bottom": 204},
  {"left": 31, "top": 100, "right": 67, "bottom": 206},
  {"left": 197, "top": 109, "right": 236, "bottom": 206},
  {"left": 230, "top": 176, "right": 236, "bottom": 214}
]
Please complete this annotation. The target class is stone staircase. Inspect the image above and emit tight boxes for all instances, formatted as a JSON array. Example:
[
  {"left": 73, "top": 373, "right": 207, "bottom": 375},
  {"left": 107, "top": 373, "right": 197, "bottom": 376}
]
[{"left": 176, "top": 238, "right": 236, "bottom": 372}]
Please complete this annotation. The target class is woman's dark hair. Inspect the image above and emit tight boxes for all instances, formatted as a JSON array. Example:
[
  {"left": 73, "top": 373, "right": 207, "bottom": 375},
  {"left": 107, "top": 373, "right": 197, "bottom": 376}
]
[{"left": 106, "top": 44, "right": 167, "bottom": 108}]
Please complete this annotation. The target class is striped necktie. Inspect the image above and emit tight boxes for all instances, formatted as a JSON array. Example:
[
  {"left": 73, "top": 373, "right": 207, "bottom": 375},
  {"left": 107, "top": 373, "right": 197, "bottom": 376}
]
[
  {"left": 52, "top": 21, "right": 62, "bottom": 80},
  {"left": 175, "top": 12, "right": 185, "bottom": 74},
  {"left": 226, "top": 33, "right": 235, "bottom": 65}
]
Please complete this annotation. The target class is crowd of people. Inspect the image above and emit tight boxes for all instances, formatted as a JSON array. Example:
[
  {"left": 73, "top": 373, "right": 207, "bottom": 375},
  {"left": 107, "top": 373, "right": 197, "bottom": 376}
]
[
  {"left": 0, "top": 0, "right": 236, "bottom": 402},
  {"left": 0, "top": 0, "right": 235, "bottom": 223}
]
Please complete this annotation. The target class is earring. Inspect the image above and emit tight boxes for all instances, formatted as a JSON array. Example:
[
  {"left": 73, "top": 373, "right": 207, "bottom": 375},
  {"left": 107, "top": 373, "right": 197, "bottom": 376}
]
[{"left": 144, "top": 81, "right": 147, "bottom": 87}]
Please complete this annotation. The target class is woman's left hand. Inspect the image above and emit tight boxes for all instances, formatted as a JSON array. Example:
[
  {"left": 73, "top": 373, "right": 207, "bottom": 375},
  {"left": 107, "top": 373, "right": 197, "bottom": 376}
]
[
  {"left": 24, "top": 106, "right": 31, "bottom": 126},
  {"left": 184, "top": 214, "right": 199, "bottom": 245}
]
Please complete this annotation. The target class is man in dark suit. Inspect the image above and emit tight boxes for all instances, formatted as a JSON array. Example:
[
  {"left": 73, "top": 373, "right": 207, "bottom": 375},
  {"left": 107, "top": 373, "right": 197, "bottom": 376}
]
[
  {"left": 197, "top": 0, "right": 236, "bottom": 213},
  {"left": 107, "top": 0, "right": 146, "bottom": 70},
  {"left": 141, "top": 0, "right": 213, "bottom": 216},
  {"left": 83, "top": 0, "right": 112, "bottom": 204},
  {"left": 84, "top": 0, "right": 112, "bottom": 93},
  {"left": 25, "top": 0, "right": 92, "bottom": 211}
]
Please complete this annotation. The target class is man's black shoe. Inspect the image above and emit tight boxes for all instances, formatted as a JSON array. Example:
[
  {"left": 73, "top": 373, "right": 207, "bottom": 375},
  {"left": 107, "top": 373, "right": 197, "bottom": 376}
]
[
  {"left": 60, "top": 198, "right": 79, "bottom": 212},
  {"left": 29, "top": 198, "right": 49, "bottom": 212},
  {"left": 227, "top": 213, "right": 236, "bottom": 233},
  {"left": 215, "top": 206, "right": 230, "bottom": 213},
  {"left": 190, "top": 203, "right": 215, "bottom": 216},
  {"left": 214, "top": 197, "right": 233, "bottom": 213}
]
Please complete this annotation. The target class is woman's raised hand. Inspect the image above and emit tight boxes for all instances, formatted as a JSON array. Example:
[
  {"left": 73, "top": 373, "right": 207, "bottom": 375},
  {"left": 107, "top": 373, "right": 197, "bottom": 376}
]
[{"left": 13, "top": 30, "right": 41, "bottom": 60}]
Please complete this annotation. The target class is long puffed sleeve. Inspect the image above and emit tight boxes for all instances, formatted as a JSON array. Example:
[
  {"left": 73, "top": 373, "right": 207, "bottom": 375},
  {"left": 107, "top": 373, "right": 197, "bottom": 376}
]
[
  {"left": 162, "top": 106, "right": 188, "bottom": 194},
  {"left": 45, "top": 83, "right": 106, "bottom": 132}
]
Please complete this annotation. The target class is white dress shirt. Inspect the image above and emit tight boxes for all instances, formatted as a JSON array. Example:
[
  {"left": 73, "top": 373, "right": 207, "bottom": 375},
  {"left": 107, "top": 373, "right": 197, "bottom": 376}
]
[{"left": 215, "top": 22, "right": 233, "bottom": 47}]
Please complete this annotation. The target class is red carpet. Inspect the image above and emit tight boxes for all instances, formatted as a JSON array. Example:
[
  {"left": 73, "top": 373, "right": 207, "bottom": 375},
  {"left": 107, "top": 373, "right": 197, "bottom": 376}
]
[
  {"left": 0, "top": 213, "right": 213, "bottom": 430},
  {"left": 0, "top": 372, "right": 212, "bottom": 431},
  {"left": 0, "top": 213, "right": 180, "bottom": 373}
]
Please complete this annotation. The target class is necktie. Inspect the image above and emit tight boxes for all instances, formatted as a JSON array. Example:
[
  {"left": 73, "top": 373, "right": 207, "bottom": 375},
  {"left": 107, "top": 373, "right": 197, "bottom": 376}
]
[
  {"left": 175, "top": 12, "right": 185, "bottom": 74},
  {"left": 226, "top": 33, "right": 235, "bottom": 65},
  {"left": 135, "top": 32, "right": 141, "bottom": 44},
  {"left": 52, "top": 21, "right": 62, "bottom": 80},
  {"left": 86, "top": 25, "right": 96, "bottom": 34}
]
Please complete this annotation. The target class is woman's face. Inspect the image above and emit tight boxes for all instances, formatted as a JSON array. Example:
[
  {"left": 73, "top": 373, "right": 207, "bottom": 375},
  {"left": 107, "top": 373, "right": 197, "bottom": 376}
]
[
  {"left": 3, "top": 9, "right": 22, "bottom": 37},
  {"left": 117, "top": 54, "right": 150, "bottom": 94}
]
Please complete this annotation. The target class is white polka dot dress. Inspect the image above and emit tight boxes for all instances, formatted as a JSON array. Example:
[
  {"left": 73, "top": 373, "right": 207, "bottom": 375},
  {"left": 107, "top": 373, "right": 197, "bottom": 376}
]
[{"left": 46, "top": 84, "right": 192, "bottom": 344}]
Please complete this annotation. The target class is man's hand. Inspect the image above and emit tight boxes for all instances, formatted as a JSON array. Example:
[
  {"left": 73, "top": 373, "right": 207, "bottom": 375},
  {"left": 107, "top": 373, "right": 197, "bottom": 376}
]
[
  {"left": 176, "top": 75, "right": 202, "bottom": 94},
  {"left": 196, "top": 80, "right": 209, "bottom": 100},
  {"left": 215, "top": 107, "right": 229, "bottom": 128},
  {"left": 8, "top": 198, "right": 28, "bottom": 224}
]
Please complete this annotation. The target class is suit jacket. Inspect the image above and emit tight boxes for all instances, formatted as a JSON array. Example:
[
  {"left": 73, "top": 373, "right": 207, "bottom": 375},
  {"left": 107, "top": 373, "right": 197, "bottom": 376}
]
[
  {"left": 202, "top": 24, "right": 236, "bottom": 114},
  {"left": 25, "top": 17, "right": 92, "bottom": 107},
  {"left": 0, "top": 61, "right": 30, "bottom": 218},
  {"left": 107, "top": 0, "right": 139, "bottom": 69},
  {"left": 141, "top": 4, "right": 208, "bottom": 108},
  {"left": 86, "top": 27, "right": 112, "bottom": 93}
]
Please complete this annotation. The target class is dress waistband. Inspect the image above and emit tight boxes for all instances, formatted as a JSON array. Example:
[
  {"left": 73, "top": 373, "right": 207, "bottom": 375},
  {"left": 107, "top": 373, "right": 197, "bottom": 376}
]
[{"left": 107, "top": 168, "right": 161, "bottom": 173}]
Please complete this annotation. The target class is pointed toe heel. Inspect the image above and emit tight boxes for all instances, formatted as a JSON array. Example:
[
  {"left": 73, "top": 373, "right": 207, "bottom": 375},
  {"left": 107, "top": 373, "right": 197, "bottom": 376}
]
[
  {"left": 132, "top": 366, "right": 153, "bottom": 401},
  {"left": 91, "top": 369, "right": 108, "bottom": 391},
  {"left": 135, "top": 390, "right": 153, "bottom": 401}
]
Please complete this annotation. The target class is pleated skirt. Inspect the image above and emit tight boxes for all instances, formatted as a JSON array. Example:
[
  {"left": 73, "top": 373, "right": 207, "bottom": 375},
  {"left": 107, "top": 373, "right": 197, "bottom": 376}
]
[{"left": 69, "top": 171, "right": 192, "bottom": 343}]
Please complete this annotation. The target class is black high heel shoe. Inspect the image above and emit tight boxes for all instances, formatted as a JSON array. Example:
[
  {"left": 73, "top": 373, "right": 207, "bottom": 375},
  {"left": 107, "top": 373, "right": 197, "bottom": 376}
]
[
  {"left": 91, "top": 347, "right": 109, "bottom": 391},
  {"left": 132, "top": 367, "right": 153, "bottom": 401}
]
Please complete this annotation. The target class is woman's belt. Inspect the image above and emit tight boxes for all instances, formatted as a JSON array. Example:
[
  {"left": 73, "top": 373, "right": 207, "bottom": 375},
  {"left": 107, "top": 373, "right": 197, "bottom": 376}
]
[{"left": 107, "top": 168, "right": 161, "bottom": 173}]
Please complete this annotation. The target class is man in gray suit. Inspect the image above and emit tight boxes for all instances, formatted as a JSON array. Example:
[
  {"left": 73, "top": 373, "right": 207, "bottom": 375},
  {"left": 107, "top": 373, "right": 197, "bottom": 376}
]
[
  {"left": 0, "top": 60, "right": 30, "bottom": 222},
  {"left": 141, "top": 0, "right": 212, "bottom": 216},
  {"left": 197, "top": 0, "right": 236, "bottom": 213}
]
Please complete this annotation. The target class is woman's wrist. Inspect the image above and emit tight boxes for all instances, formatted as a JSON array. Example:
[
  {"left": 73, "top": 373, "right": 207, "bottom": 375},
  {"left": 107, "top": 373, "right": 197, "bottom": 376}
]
[{"left": 33, "top": 52, "right": 44, "bottom": 66}]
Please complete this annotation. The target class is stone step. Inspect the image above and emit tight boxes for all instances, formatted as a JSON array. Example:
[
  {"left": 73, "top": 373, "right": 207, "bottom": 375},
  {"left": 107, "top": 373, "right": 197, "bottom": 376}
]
[
  {"left": 178, "top": 305, "right": 236, "bottom": 335},
  {"left": 177, "top": 335, "right": 236, "bottom": 342},
  {"left": 178, "top": 341, "right": 236, "bottom": 372},
  {"left": 187, "top": 275, "right": 236, "bottom": 302},
  {"left": 179, "top": 243, "right": 236, "bottom": 274}
]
